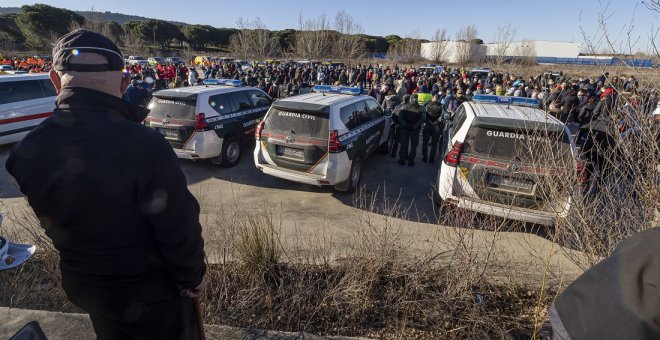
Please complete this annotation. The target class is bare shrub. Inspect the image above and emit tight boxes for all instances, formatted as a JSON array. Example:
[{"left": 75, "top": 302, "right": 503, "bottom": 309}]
[
  {"left": 332, "top": 10, "right": 366, "bottom": 66},
  {"left": 493, "top": 22, "right": 518, "bottom": 65},
  {"left": 455, "top": 25, "right": 479, "bottom": 65},
  {"left": 387, "top": 31, "right": 422, "bottom": 64},
  {"left": 428, "top": 29, "right": 450, "bottom": 64},
  {"left": 293, "top": 14, "right": 332, "bottom": 60},
  {"left": 228, "top": 17, "right": 280, "bottom": 61}
]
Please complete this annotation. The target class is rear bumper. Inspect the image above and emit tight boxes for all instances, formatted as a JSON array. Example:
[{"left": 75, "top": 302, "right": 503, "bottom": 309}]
[
  {"left": 172, "top": 130, "right": 222, "bottom": 160},
  {"left": 447, "top": 196, "right": 561, "bottom": 226},
  {"left": 256, "top": 164, "right": 327, "bottom": 186}
]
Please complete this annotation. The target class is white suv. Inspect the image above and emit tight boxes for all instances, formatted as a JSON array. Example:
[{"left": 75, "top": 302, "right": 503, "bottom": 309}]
[
  {"left": 254, "top": 86, "right": 394, "bottom": 192},
  {"left": 145, "top": 79, "right": 272, "bottom": 167},
  {"left": 434, "top": 95, "right": 584, "bottom": 225},
  {"left": 0, "top": 74, "right": 57, "bottom": 145}
]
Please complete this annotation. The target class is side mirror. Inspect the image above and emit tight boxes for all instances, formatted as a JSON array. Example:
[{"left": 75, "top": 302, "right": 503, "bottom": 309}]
[{"left": 383, "top": 108, "right": 392, "bottom": 116}]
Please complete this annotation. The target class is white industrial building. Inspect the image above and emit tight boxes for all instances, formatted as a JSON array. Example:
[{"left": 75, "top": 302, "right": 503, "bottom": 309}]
[
  {"left": 484, "top": 40, "right": 581, "bottom": 59},
  {"left": 420, "top": 41, "right": 487, "bottom": 63}
]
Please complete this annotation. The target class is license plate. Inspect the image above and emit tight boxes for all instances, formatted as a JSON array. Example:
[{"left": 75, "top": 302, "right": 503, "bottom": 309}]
[
  {"left": 488, "top": 174, "right": 534, "bottom": 191},
  {"left": 157, "top": 128, "right": 179, "bottom": 139},
  {"left": 276, "top": 145, "right": 304, "bottom": 158}
]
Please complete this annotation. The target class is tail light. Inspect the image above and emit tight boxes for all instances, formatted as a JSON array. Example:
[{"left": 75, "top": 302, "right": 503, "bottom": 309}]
[
  {"left": 255, "top": 120, "right": 265, "bottom": 140},
  {"left": 444, "top": 142, "right": 463, "bottom": 167},
  {"left": 576, "top": 159, "right": 589, "bottom": 184},
  {"left": 328, "top": 130, "right": 341, "bottom": 153},
  {"left": 194, "top": 113, "right": 208, "bottom": 131}
]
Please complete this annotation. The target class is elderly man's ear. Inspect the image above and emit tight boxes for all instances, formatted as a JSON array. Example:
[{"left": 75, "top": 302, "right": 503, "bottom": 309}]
[
  {"left": 49, "top": 69, "right": 62, "bottom": 94},
  {"left": 120, "top": 72, "right": 130, "bottom": 95}
]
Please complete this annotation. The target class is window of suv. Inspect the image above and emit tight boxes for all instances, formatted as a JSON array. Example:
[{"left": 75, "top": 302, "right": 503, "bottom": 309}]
[
  {"left": 451, "top": 105, "right": 467, "bottom": 135},
  {"left": 354, "top": 100, "right": 372, "bottom": 125},
  {"left": 208, "top": 94, "right": 237, "bottom": 116},
  {"left": 340, "top": 104, "right": 358, "bottom": 130},
  {"left": 230, "top": 91, "right": 254, "bottom": 111},
  {"left": 365, "top": 99, "right": 383, "bottom": 120},
  {"left": 248, "top": 90, "right": 271, "bottom": 108}
]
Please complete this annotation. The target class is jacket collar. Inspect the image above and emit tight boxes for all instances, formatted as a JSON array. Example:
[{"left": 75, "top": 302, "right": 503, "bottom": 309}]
[{"left": 55, "top": 87, "right": 149, "bottom": 123}]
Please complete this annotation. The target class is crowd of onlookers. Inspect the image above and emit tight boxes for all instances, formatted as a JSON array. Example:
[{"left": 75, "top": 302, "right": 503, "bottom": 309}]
[{"left": 1, "top": 56, "right": 53, "bottom": 73}]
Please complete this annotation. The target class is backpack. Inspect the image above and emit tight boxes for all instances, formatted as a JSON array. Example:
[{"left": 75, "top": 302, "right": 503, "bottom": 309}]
[{"left": 445, "top": 98, "right": 458, "bottom": 113}]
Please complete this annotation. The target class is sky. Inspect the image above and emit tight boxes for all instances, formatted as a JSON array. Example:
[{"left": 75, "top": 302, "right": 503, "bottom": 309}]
[{"left": 4, "top": 0, "right": 659, "bottom": 52}]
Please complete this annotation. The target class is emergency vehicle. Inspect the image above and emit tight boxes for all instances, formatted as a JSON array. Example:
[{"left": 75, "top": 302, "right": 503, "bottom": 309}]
[
  {"left": 254, "top": 86, "right": 394, "bottom": 193},
  {"left": 144, "top": 79, "right": 272, "bottom": 167},
  {"left": 434, "top": 95, "right": 584, "bottom": 225}
]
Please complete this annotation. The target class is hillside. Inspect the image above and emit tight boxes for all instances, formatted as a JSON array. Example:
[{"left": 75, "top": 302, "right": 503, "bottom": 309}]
[{"left": 0, "top": 7, "right": 186, "bottom": 25}]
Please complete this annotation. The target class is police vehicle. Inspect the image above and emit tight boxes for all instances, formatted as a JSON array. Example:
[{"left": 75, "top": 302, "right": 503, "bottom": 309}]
[
  {"left": 254, "top": 85, "right": 394, "bottom": 193},
  {"left": 0, "top": 73, "right": 57, "bottom": 145},
  {"left": 469, "top": 67, "right": 492, "bottom": 80},
  {"left": 144, "top": 79, "right": 272, "bottom": 167},
  {"left": 434, "top": 95, "right": 584, "bottom": 225},
  {"left": 419, "top": 64, "right": 444, "bottom": 75}
]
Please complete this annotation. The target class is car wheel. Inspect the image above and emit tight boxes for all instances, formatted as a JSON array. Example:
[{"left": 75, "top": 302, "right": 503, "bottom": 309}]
[
  {"left": 221, "top": 137, "right": 241, "bottom": 168},
  {"left": 432, "top": 188, "right": 443, "bottom": 207},
  {"left": 339, "top": 155, "right": 362, "bottom": 194}
]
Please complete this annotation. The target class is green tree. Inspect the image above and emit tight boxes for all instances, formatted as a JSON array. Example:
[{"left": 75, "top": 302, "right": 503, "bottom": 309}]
[
  {"left": 0, "top": 14, "right": 24, "bottom": 50},
  {"left": 272, "top": 29, "right": 296, "bottom": 52},
  {"left": 103, "top": 21, "right": 123, "bottom": 44},
  {"left": 15, "top": 4, "right": 85, "bottom": 49},
  {"left": 122, "top": 19, "right": 181, "bottom": 48},
  {"left": 181, "top": 24, "right": 212, "bottom": 49}
]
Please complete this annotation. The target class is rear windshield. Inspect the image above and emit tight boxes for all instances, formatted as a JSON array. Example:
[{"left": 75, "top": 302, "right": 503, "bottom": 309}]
[
  {"left": 264, "top": 108, "right": 329, "bottom": 138},
  {"left": 463, "top": 126, "right": 572, "bottom": 163},
  {"left": 148, "top": 96, "right": 197, "bottom": 120}
]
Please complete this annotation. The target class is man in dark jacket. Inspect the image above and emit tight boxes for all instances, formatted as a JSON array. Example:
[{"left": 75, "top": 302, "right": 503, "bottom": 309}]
[
  {"left": 550, "top": 228, "right": 660, "bottom": 339},
  {"left": 6, "top": 29, "right": 206, "bottom": 340},
  {"left": 560, "top": 88, "right": 580, "bottom": 123},
  {"left": 398, "top": 94, "right": 424, "bottom": 166},
  {"left": 421, "top": 95, "right": 443, "bottom": 163}
]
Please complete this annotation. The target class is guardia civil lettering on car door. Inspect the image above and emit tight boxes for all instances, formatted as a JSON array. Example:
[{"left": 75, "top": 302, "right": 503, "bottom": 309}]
[
  {"left": 144, "top": 79, "right": 272, "bottom": 167},
  {"left": 254, "top": 85, "right": 393, "bottom": 193}
]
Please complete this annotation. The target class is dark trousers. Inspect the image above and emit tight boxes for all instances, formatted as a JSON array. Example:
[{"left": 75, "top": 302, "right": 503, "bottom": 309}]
[
  {"left": 390, "top": 125, "right": 400, "bottom": 156},
  {"left": 88, "top": 296, "right": 201, "bottom": 340},
  {"left": 582, "top": 130, "right": 616, "bottom": 184},
  {"left": 422, "top": 123, "right": 441, "bottom": 161},
  {"left": 399, "top": 127, "right": 419, "bottom": 162}
]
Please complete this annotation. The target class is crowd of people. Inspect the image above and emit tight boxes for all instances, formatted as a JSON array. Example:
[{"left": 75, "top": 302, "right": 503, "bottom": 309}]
[
  {"left": 0, "top": 55, "right": 53, "bottom": 73},
  {"left": 118, "top": 58, "right": 660, "bottom": 179}
]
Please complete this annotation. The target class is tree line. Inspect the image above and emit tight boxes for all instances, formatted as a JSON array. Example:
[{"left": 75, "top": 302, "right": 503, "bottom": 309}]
[{"left": 0, "top": 4, "right": 432, "bottom": 63}]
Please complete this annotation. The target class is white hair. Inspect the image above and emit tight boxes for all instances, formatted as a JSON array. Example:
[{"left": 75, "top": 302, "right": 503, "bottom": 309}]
[{"left": 56, "top": 52, "right": 124, "bottom": 98}]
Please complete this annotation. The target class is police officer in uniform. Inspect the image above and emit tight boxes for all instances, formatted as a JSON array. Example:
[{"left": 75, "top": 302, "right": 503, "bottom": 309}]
[
  {"left": 422, "top": 94, "right": 443, "bottom": 163},
  {"left": 390, "top": 94, "right": 410, "bottom": 158},
  {"left": 398, "top": 93, "right": 424, "bottom": 166}
]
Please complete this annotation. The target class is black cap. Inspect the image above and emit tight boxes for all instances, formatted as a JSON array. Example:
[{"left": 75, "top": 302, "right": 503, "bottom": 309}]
[{"left": 52, "top": 29, "right": 124, "bottom": 72}]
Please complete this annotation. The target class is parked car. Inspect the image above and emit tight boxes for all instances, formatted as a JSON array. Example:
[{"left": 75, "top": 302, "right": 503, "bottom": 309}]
[
  {"left": 0, "top": 74, "right": 57, "bottom": 145},
  {"left": 144, "top": 79, "right": 272, "bottom": 167},
  {"left": 254, "top": 85, "right": 394, "bottom": 193},
  {"left": 434, "top": 94, "right": 584, "bottom": 225}
]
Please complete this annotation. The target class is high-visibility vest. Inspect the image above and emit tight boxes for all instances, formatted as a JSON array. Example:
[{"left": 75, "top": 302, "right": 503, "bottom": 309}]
[{"left": 417, "top": 92, "right": 432, "bottom": 106}]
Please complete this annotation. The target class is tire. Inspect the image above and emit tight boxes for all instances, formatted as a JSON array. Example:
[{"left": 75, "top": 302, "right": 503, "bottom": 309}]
[
  {"left": 432, "top": 188, "right": 443, "bottom": 207},
  {"left": 338, "top": 155, "right": 362, "bottom": 194},
  {"left": 220, "top": 137, "right": 241, "bottom": 168}
]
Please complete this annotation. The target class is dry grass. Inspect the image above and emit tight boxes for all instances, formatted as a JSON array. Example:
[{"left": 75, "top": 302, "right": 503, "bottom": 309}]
[{"left": 0, "top": 189, "right": 561, "bottom": 339}]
